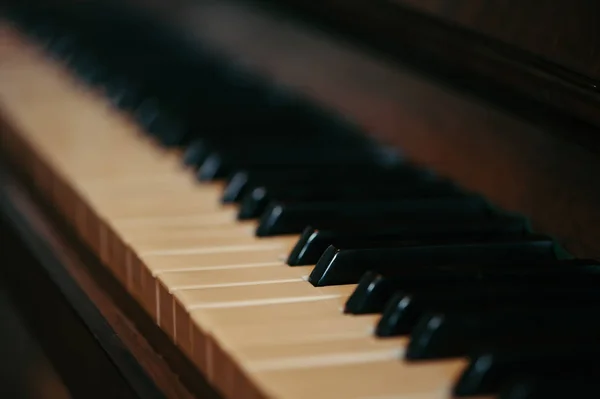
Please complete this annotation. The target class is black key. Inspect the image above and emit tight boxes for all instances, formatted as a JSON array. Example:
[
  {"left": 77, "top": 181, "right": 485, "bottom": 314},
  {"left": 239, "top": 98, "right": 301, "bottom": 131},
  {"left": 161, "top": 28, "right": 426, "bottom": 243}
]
[
  {"left": 376, "top": 277, "right": 600, "bottom": 337},
  {"left": 193, "top": 127, "right": 384, "bottom": 178},
  {"left": 134, "top": 97, "right": 165, "bottom": 130},
  {"left": 183, "top": 139, "right": 211, "bottom": 168},
  {"left": 71, "top": 53, "right": 110, "bottom": 85},
  {"left": 46, "top": 34, "right": 79, "bottom": 58},
  {"left": 455, "top": 342, "right": 600, "bottom": 396},
  {"left": 197, "top": 148, "right": 382, "bottom": 181},
  {"left": 406, "top": 307, "right": 600, "bottom": 360},
  {"left": 103, "top": 76, "right": 146, "bottom": 110},
  {"left": 237, "top": 180, "right": 459, "bottom": 219},
  {"left": 223, "top": 167, "right": 359, "bottom": 203},
  {"left": 189, "top": 98, "right": 374, "bottom": 147},
  {"left": 309, "top": 236, "right": 556, "bottom": 286},
  {"left": 500, "top": 375, "right": 600, "bottom": 399},
  {"left": 289, "top": 216, "right": 527, "bottom": 266},
  {"left": 148, "top": 112, "right": 188, "bottom": 147},
  {"left": 223, "top": 165, "right": 430, "bottom": 204},
  {"left": 257, "top": 197, "right": 489, "bottom": 237},
  {"left": 344, "top": 259, "right": 598, "bottom": 314},
  {"left": 194, "top": 124, "right": 334, "bottom": 147}
]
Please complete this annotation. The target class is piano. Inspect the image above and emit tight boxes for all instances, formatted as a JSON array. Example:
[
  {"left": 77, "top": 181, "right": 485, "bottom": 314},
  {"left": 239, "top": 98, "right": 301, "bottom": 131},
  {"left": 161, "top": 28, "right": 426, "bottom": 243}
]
[{"left": 2, "top": 1, "right": 600, "bottom": 398}]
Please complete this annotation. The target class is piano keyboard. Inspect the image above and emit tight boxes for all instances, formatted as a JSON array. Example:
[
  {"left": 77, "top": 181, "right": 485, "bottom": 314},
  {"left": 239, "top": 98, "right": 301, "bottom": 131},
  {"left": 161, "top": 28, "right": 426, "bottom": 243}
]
[{"left": 2, "top": 6, "right": 600, "bottom": 399}]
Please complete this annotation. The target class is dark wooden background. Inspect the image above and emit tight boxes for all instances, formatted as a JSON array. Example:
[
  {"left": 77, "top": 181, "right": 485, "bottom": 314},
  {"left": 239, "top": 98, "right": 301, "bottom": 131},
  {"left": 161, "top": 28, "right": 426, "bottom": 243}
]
[
  {"left": 393, "top": 0, "right": 600, "bottom": 82},
  {"left": 257, "top": 0, "right": 600, "bottom": 133}
]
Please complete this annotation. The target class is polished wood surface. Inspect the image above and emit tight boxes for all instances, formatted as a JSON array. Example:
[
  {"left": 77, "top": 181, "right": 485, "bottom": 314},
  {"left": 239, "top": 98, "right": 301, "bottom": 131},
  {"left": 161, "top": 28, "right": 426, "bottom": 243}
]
[
  {"left": 250, "top": 0, "right": 600, "bottom": 132},
  {"left": 393, "top": 0, "right": 600, "bottom": 81}
]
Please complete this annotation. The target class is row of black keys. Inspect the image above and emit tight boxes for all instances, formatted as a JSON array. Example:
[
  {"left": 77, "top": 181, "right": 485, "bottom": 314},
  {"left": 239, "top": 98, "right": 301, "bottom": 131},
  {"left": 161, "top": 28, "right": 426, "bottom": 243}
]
[
  {"left": 10, "top": 6, "right": 600, "bottom": 398},
  {"left": 7, "top": 5, "right": 385, "bottom": 154}
]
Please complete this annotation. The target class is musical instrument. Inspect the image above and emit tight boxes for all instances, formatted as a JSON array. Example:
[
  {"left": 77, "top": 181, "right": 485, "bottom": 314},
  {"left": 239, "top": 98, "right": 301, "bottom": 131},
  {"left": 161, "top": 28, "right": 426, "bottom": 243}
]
[{"left": 3, "top": 1, "right": 600, "bottom": 398}]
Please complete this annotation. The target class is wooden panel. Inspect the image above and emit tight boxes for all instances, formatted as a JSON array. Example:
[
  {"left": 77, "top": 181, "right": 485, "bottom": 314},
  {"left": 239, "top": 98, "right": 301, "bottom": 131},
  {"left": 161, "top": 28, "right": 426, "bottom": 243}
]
[
  {"left": 0, "top": 189, "right": 154, "bottom": 399},
  {"left": 392, "top": 0, "right": 600, "bottom": 81},
  {"left": 249, "top": 0, "right": 600, "bottom": 131}
]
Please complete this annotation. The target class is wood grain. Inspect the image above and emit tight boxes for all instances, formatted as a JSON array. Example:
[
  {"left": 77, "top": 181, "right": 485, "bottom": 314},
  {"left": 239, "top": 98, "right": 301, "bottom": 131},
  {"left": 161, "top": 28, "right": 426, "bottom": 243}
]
[
  {"left": 252, "top": 0, "right": 600, "bottom": 132},
  {"left": 391, "top": 0, "right": 600, "bottom": 81}
]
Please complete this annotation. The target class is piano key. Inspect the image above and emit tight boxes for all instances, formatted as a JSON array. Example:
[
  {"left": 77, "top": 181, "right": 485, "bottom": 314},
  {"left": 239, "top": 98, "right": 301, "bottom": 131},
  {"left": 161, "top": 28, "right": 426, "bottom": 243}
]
[
  {"left": 137, "top": 236, "right": 297, "bottom": 260},
  {"left": 222, "top": 165, "right": 429, "bottom": 203},
  {"left": 193, "top": 125, "right": 339, "bottom": 149},
  {"left": 159, "top": 268, "right": 322, "bottom": 337},
  {"left": 146, "top": 116, "right": 190, "bottom": 148},
  {"left": 119, "top": 221, "right": 261, "bottom": 274},
  {"left": 192, "top": 101, "right": 349, "bottom": 134},
  {"left": 237, "top": 180, "right": 461, "bottom": 219},
  {"left": 46, "top": 34, "right": 80, "bottom": 57},
  {"left": 250, "top": 359, "right": 466, "bottom": 399},
  {"left": 158, "top": 265, "right": 314, "bottom": 291},
  {"left": 189, "top": 100, "right": 365, "bottom": 144},
  {"left": 208, "top": 338, "right": 414, "bottom": 398},
  {"left": 122, "top": 225, "right": 284, "bottom": 263},
  {"left": 125, "top": 228, "right": 294, "bottom": 253},
  {"left": 288, "top": 216, "right": 528, "bottom": 266},
  {"left": 183, "top": 138, "right": 211, "bottom": 168},
  {"left": 171, "top": 286, "right": 445, "bottom": 397},
  {"left": 117, "top": 221, "right": 257, "bottom": 239},
  {"left": 208, "top": 322, "right": 423, "bottom": 399},
  {"left": 141, "top": 246, "right": 290, "bottom": 274},
  {"left": 80, "top": 170, "right": 215, "bottom": 196},
  {"left": 175, "top": 281, "right": 355, "bottom": 314},
  {"left": 193, "top": 301, "right": 391, "bottom": 374},
  {"left": 375, "top": 278, "right": 600, "bottom": 337},
  {"left": 454, "top": 341, "right": 600, "bottom": 396},
  {"left": 256, "top": 196, "right": 489, "bottom": 236},
  {"left": 167, "top": 281, "right": 356, "bottom": 343},
  {"left": 138, "top": 248, "right": 294, "bottom": 318},
  {"left": 85, "top": 186, "right": 223, "bottom": 211},
  {"left": 197, "top": 149, "right": 382, "bottom": 182},
  {"left": 100, "top": 75, "right": 149, "bottom": 108},
  {"left": 345, "top": 258, "right": 599, "bottom": 314},
  {"left": 66, "top": 51, "right": 104, "bottom": 82},
  {"left": 199, "top": 297, "right": 357, "bottom": 331},
  {"left": 406, "top": 308, "right": 600, "bottom": 360},
  {"left": 237, "top": 336, "right": 406, "bottom": 371},
  {"left": 90, "top": 191, "right": 231, "bottom": 216},
  {"left": 309, "top": 237, "right": 557, "bottom": 286},
  {"left": 77, "top": 172, "right": 224, "bottom": 208}
]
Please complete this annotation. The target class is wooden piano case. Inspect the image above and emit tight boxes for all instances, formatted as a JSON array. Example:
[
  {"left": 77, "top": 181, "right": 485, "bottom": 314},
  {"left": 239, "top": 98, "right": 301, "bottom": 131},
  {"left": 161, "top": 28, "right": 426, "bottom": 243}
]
[{"left": 3, "top": 0, "right": 600, "bottom": 398}]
